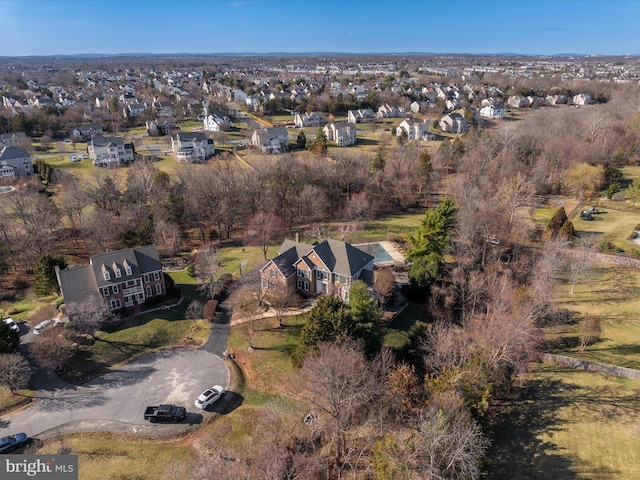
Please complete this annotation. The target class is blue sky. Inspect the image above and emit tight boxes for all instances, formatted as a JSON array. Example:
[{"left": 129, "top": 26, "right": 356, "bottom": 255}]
[{"left": 1, "top": 0, "right": 638, "bottom": 56}]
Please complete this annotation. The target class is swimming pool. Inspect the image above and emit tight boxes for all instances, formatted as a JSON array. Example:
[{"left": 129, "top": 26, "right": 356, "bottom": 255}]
[{"left": 356, "top": 242, "right": 393, "bottom": 263}]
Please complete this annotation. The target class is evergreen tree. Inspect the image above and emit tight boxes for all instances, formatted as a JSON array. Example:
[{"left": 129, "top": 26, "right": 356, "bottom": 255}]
[
  {"left": 296, "top": 130, "right": 307, "bottom": 150},
  {"left": 33, "top": 253, "right": 67, "bottom": 296},
  {"left": 372, "top": 143, "right": 386, "bottom": 171},
  {"left": 0, "top": 321, "right": 20, "bottom": 354},
  {"left": 547, "top": 207, "right": 568, "bottom": 237}
]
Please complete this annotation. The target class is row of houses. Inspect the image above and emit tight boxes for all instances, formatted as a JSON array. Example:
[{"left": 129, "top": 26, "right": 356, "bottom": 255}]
[{"left": 54, "top": 235, "right": 377, "bottom": 319}]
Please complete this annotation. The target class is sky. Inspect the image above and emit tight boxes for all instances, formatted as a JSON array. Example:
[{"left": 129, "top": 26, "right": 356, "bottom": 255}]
[{"left": 1, "top": 0, "right": 639, "bottom": 57}]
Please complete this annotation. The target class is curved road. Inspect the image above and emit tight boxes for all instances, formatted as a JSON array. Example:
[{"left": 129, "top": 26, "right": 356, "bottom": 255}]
[{"left": 0, "top": 307, "right": 231, "bottom": 439}]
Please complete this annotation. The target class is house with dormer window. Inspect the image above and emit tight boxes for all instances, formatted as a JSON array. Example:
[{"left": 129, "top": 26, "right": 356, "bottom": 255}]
[
  {"left": 89, "top": 136, "right": 135, "bottom": 167},
  {"left": 56, "top": 245, "right": 166, "bottom": 312},
  {"left": 171, "top": 132, "right": 215, "bottom": 162},
  {"left": 259, "top": 238, "right": 374, "bottom": 303}
]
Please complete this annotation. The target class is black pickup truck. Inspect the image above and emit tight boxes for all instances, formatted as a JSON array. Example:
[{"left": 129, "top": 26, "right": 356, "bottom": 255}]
[{"left": 144, "top": 404, "right": 187, "bottom": 423}]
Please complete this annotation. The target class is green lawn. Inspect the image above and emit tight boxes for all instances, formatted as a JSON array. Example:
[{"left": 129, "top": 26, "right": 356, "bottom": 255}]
[
  {"left": 572, "top": 207, "right": 640, "bottom": 252},
  {"left": 39, "top": 433, "right": 191, "bottom": 480},
  {"left": 550, "top": 262, "right": 640, "bottom": 370},
  {"left": 61, "top": 269, "right": 207, "bottom": 384},
  {"left": 348, "top": 209, "right": 426, "bottom": 243},
  {"left": 486, "top": 364, "right": 640, "bottom": 480}
]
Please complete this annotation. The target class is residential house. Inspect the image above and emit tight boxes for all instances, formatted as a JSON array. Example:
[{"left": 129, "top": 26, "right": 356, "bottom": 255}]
[
  {"left": 546, "top": 94, "right": 567, "bottom": 105},
  {"left": 171, "top": 132, "right": 215, "bottom": 163},
  {"left": 396, "top": 118, "right": 435, "bottom": 141},
  {"left": 445, "top": 99, "right": 460, "bottom": 111},
  {"left": 439, "top": 113, "right": 467, "bottom": 134},
  {"left": 410, "top": 100, "right": 429, "bottom": 113},
  {"left": 146, "top": 118, "right": 178, "bottom": 137},
  {"left": 152, "top": 100, "right": 175, "bottom": 117},
  {"left": 0, "top": 146, "right": 34, "bottom": 178},
  {"left": 573, "top": 93, "right": 593, "bottom": 105},
  {"left": 347, "top": 109, "right": 376, "bottom": 123},
  {"left": 323, "top": 122, "right": 357, "bottom": 147},
  {"left": 71, "top": 124, "right": 104, "bottom": 142},
  {"left": 56, "top": 245, "right": 166, "bottom": 312},
  {"left": 124, "top": 102, "right": 147, "bottom": 118},
  {"left": 479, "top": 104, "right": 505, "bottom": 119},
  {"left": 507, "top": 95, "right": 526, "bottom": 108},
  {"left": 294, "top": 111, "right": 323, "bottom": 128},
  {"left": 0, "top": 132, "right": 28, "bottom": 148},
  {"left": 259, "top": 238, "right": 374, "bottom": 303},
  {"left": 89, "top": 136, "right": 135, "bottom": 167},
  {"left": 251, "top": 127, "right": 289, "bottom": 153},
  {"left": 246, "top": 94, "right": 261, "bottom": 111},
  {"left": 376, "top": 104, "right": 406, "bottom": 118},
  {"left": 203, "top": 113, "right": 232, "bottom": 132}
]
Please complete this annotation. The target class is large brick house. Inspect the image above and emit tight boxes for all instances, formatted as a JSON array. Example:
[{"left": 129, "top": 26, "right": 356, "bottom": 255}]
[
  {"left": 56, "top": 245, "right": 166, "bottom": 312},
  {"left": 260, "top": 239, "right": 374, "bottom": 303}
]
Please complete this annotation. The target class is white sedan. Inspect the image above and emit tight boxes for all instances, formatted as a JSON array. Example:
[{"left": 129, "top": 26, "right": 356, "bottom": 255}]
[
  {"left": 194, "top": 385, "right": 225, "bottom": 409},
  {"left": 3, "top": 317, "right": 19, "bottom": 333}
]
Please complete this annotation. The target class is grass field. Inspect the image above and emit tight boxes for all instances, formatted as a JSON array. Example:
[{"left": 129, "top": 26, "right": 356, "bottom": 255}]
[
  {"left": 549, "top": 262, "right": 640, "bottom": 369},
  {"left": 572, "top": 207, "right": 640, "bottom": 251},
  {"left": 45, "top": 432, "right": 192, "bottom": 480},
  {"left": 487, "top": 364, "right": 640, "bottom": 480}
]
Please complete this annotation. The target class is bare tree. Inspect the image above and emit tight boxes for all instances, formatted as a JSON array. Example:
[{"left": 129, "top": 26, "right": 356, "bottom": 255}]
[
  {"left": 567, "top": 240, "right": 594, "bottom": 294},
  {"left": 296, "top": 339, "right": 380, "bottom": 473},
  {"left": 265, "top": 288, "right": 300, "bottom": 327},
  {"left": 0, "top": 353, "right": 30, "bottom": 395},
  {"left": 230, "top": 283, "right": 262, "bottom": 349},
  {"left": 66, "top": 294, "right": 114, "bottom": 339},
  {"left": 578, "top": 314, "right": 602, "bottom": 352},
  {"left": 30, "top": 327, "right": 74, "bottom": 372},
  {"left": 373, "top": 268, "right": 396, "bottom": 306},
  {"left": 245, "top": 211, "right": 286, "bottom": 260},
  {"left": 193, "top": 244, "right": 220, "bottom": 300}
]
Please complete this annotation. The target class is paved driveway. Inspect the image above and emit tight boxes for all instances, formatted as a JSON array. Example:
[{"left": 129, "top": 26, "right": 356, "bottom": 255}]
[{"left": 0, "top": 348, "right": 228, "bottom": 439}]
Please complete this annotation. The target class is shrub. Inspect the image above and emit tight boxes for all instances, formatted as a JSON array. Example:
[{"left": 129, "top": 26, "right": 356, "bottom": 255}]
[
  {"left": 144, "top": 296, "right": 157, "bottom": 308},
  {"left": 611, "top": 192, "right": 626, "bottom": 202},
  {"left": 203, "top": 300, "right": 218, "bottom": 322},
  {"left": 186, "top": 264, "right": 196, "bottom": 277},
  {"left": 596, "top": 241, "right": 623, "bottom": 254}
]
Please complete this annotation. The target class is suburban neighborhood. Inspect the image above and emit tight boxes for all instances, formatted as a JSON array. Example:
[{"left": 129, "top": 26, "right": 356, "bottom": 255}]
[{"left": 1, "top": 18, "right": 640, "bottom": 479}]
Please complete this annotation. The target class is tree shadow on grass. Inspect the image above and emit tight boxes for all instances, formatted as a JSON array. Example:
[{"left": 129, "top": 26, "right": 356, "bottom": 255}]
[{"left": 485, "top": 367, "right": 623, "bottom": 479}]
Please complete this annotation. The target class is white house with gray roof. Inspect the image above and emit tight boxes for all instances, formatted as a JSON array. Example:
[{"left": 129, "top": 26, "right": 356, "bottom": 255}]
[
  {"left": 88, "top": 136, "right": 135, "bottom": 167},
  {"left": 0, "top": 146, "right": 34, "bottom": 178},
  {"left": 171, "top": 132, "right": 215, "bottom": 163},
  {"left": 56, "top": 245, "right": 166, "bottom": 313}
]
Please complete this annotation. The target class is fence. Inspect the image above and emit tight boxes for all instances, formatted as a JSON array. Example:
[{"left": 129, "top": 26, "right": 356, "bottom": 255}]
[{"left": 541, "top": 353, "right": 640, "bottom": 381}]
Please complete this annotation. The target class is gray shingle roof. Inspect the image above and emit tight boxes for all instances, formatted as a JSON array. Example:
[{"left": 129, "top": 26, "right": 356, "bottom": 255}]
[
  {"left": 311, "top": 239, "right": 374, "bottom": 277},
  {"left": 0, "top": 147, "right": 31, "bottom": 161},
  {"left": 57, "top": 245, "right": 162, "bottom": 302}
]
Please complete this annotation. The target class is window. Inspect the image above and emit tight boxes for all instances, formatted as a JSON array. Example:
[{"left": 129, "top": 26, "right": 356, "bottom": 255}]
[
  {"left": 156, "top": 284, "right": 162, "bottom": 295},
  {"left": 304, "top": 282, "right": 310, "bottom": 292},
  {"left": 103, "top": 270, "right": 110, "bottom": 281},
  {"left": 297, "top": 268, "right": 310, "bottom": 278},
  {"left": 101, "top": 287, "right": 109, "bottom": 296},
  {"left": 114, "top": 267, "right": 121, "bottom": 278},
  {"left": 125, "top": 265, "right": 132, "bottom": 276},
  {"left": 153, "top": 272, "right": 160, "bottom": 281},
  {"left": 111, "top": 285, "right": 119, "bottom": 294},
  {"left": 126, "top": 280, "right": 136, "bottom": 288},
  {"left": 262, "top": 279, "right": 269, "bottom": 289},
  {"left": 109, "top": 298, "right": 121, "bottom": 310},
  {"left": 146, "top": 286, "right": 152, "bottom": 297},
  {"left": 316, "top": 270, "right": 328, "bottom": 281},
  {"left": 143, "top": 274, "right": 150, "bottom": 283},
  {"left": 297, "top": 279, "right": 303, "bottom": 289},
  {"left": 270, "top": 269, "right": 277, "bottom": 278}
]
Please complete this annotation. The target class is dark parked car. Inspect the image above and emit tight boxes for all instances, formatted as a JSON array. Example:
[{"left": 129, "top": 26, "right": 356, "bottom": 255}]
[
  {"left": 144, "top": 404, "right": 187, "bottom": 423},
  {"left": 0, "top": 433, "right": 28, "bottom": 453}
]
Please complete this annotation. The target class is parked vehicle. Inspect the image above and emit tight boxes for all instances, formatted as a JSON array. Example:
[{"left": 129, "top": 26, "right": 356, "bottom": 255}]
[
  {"left": 144, "top": 404, "right": 187, "bottom": 423},
  {"left": 194, "top": 385, "right": 225, "bottom": 409},
  {"left": 33, "top": 318, "right": 60, "bottom": 335},
  {"left": 70, "top": 156, "right": 79, "bottom": 162},
  {"left": 3, "top": 317, "right": 19, "bottom": 333},
  {"left": 0, "top": 433, "right": 28, "bottom": 453}
]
